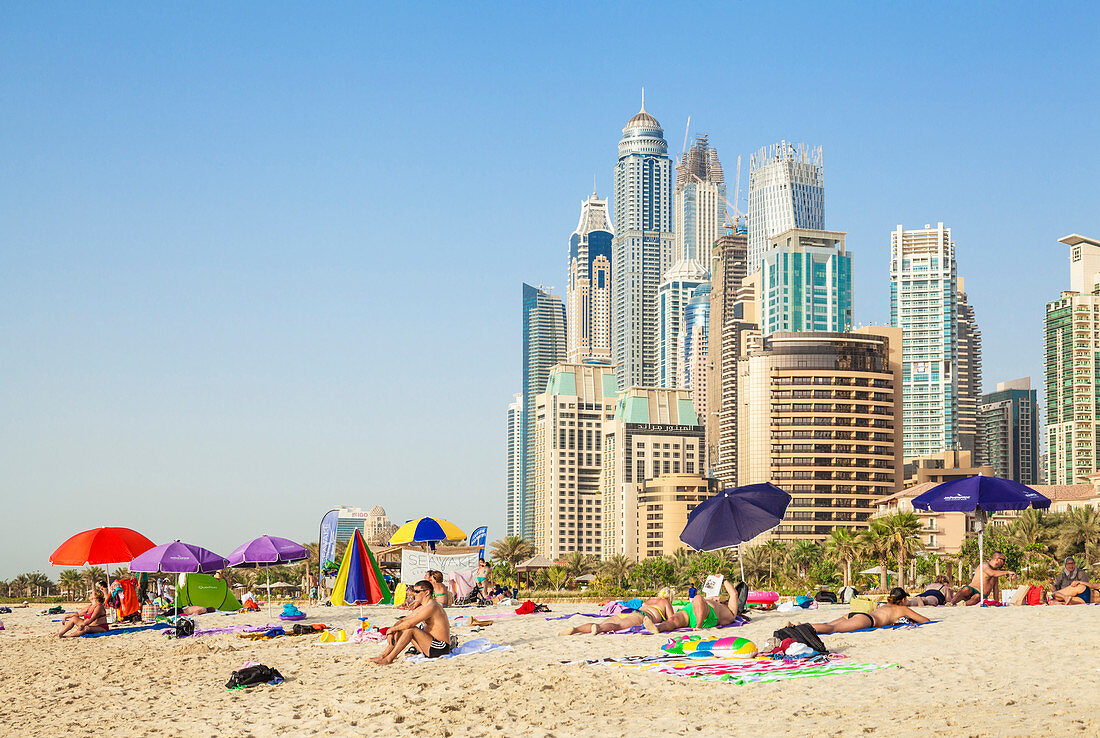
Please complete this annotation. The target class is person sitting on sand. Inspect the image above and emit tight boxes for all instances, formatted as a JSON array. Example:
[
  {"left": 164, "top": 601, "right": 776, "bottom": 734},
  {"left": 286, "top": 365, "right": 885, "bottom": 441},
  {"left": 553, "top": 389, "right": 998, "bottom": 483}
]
[
  {"left": 950, "top": 551, "right": 1016, "bottom": 606},
  {"left": 429, "top": 571, "right": 453, "bottom": 607},
  {"left": 559, "top": 597, "right": 676, "bottom": 635},
  {"left": 58, "top": 592, "right": 109, "bottom": 637},
  {"left": 908, "top": 575, "right": 953, "bottom": 606},
  {"left": 644, "top": 579, "right": 743, "bottom": 633},
  {"left": 810, "top": 588, "right": 930, "bottom": 633},
  {"left": 1047, "top": 557, "right": 1097, "bottom": 605},
  {"left": 370, "top": 580, "right": 452, "bottom": 664}
]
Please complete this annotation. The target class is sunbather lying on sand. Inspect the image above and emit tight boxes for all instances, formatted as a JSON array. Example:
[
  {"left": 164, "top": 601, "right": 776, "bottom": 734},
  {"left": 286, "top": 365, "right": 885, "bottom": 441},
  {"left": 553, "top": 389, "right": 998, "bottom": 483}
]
[
  {"left": 809, "top": 588, "right": 930, "bottom": 634},
  {"left": 559, "top": 598, "right": 676, "bottom": 635},
  {"left": 907, "top": 575, "right": 953, "bottom": 606},
  {"left": 644, "top": 579, "right": 744, "bottom": 633}
]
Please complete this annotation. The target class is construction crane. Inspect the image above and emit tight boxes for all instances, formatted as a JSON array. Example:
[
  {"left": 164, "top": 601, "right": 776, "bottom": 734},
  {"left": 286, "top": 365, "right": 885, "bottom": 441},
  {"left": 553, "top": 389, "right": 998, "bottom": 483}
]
[{"left": 675, "top": 115, "right": 691, "bottom": 168}]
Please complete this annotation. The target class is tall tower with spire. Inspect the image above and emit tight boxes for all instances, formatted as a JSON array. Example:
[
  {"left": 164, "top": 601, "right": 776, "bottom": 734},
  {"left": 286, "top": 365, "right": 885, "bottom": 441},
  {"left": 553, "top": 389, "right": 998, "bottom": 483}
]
[
  {"left": 612, "top": 91, "right": 674, "bottom": 389},
  {"left": 567, "top": 191, "right": 614, "bottom": 363}
]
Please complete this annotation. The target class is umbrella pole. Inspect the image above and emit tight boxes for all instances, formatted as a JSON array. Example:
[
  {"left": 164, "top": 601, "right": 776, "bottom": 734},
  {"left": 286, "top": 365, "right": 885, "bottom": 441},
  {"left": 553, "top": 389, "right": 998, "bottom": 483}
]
[
  {"left": 267, "top": 567, "right": 272, "bottom": 621},
  {"left": 978, "top": 511, "right": 985, "bottom": 607},
  {"left": 738, "top": 544, "right": 744, "bottom": 583}
]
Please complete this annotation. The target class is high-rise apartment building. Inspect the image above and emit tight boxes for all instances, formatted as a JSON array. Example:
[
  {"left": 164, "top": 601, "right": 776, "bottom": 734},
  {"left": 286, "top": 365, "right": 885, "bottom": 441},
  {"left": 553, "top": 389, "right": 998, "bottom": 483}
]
[
  {"left": 612, "top": 96, "right": 674, "bottom": 390},
  {"left": 636, "top": 475, "right": 717, "bottom": 559},
  {"left": 506, "top": 394, "right": 522, "bottom": 537},
  {"left": 1045, "top": 234, "right": 1100, "bottom": 484},
  {"left": 759, "top": 228, "right": 852, "bottom": 336},
  {"left": 521, "top": 283, "right": 567, "bottom": 539},
  {"left": 566, "top": 192, "right": 614, "bottom": 363},
  {"left": 890, "top": 223, "right": 959, "bottom": 459},
  {"left": 707, "top": 228, "right": 752, "bottom": 485},
  {"left": 530, "top": 362, "right": 618, "bottom": 559},
  {"left": 679, "top": 283, "right": 711, "bottom": 421},
  {"left": 956, "top": 283, "right": 982, "bottom": 454},
  {"left": 657, "top": 258, "right": 708, "bottom": 388},
  {"left": 601, "top": 387, "right": 704, "bottom": 560},
  {"left": 747, "top": 142, "right": 824, "bottom": 274},
  {"left": 978, "top": 378, "right": 1039, "bottom": 485},
  {"left": 737, "top": 328, "right": 904, "bottom": 542},
  {"left": 674, "top": 133, "right": 725, "bottom": 271}
]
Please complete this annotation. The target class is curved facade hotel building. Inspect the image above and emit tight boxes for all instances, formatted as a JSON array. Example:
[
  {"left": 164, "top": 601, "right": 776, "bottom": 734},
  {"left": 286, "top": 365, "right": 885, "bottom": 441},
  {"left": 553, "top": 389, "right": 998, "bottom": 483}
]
[
  {"left": 566, "top": 192, "right": 613, "bottom": 363},
  {"left": 737, "top": 327, "right": 904, "bottom": 541},
  {"left": 747, "top": 141, "right": 824, "bottom": 274},
  {"left": 612, "top": 95, "right": 673, "bottom": 390}
]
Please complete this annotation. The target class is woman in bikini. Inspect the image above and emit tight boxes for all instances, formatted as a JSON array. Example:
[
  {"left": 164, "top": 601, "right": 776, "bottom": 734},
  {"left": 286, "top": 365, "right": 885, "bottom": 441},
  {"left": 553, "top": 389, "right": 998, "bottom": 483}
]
[
  {"left": 811, "top": 588, "right": 930, "bottom": 634},
  {"left": 559, "top": 598, "right": 676, "bottom": 635},
  {"left": 428, "top": 571, "right": 453, "bottom": 607},
  {"left": 907, "top": 575, "right": 953, "bottom": 606},
  {"left": 58, "top": 592, "right": 109, "bottom": 637}
]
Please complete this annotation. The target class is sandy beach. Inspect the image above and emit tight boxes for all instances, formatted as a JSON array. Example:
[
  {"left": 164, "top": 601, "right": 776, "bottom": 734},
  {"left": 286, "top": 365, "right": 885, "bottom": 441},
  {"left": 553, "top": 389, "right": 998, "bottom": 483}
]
[{"left": 1, "top": 601, "right": 1097, "bottom": 737}]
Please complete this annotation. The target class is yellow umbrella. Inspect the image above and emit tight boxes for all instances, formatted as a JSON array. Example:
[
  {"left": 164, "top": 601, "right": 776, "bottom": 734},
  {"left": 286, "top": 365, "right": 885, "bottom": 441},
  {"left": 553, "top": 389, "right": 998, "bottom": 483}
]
[{"left": 389, "top": 517, "right": 466, "bottom": 545}]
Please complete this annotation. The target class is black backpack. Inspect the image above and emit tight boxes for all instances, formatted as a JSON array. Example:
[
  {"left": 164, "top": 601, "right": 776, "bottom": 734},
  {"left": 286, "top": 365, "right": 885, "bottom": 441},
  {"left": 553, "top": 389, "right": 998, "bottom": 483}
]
[
  {"left": 175, "top": 618, "right": 195, "bottom": 638},
  {"left": 772, "top": 623, "right": 829, "bottom": 654},
  {"left": 815, "top": 590, "right": 838, "bottom": 604},
  {"left": 226, "top": 664, "right": 284, "bottom": 689}
]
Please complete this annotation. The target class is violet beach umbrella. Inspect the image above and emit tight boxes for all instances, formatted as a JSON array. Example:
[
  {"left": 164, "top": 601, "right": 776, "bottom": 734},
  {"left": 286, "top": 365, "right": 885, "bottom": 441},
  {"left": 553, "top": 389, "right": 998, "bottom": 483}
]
[
  {"left": 680, "top": 483, "right": 792, "bottom": 581},
  {"left": 130, "top": 541, "right": 229, "bottom": 618},
  {"left": 227, "top": 536, "right": 309, "bottom": 618},
  {"left": 912, "top": 475, "right": 1051, "bottom": 604}
]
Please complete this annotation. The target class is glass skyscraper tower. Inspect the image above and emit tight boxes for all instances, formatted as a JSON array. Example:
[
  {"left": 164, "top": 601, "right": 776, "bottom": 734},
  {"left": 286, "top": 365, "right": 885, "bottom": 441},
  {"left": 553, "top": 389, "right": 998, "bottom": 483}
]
[
  {"left": 567, "top": 191, "right": 614, "bottom": 363},
  {"left": 890, "top": 223, "right": 959, "bottom": 459},
  {"left": 612, "top": 94, "right": 673, "bottom": 390},
  {"left": 674, "top": 134, "right": 725, "bottom": 271},
  {"left": 747, "top": 141, "right": 824, "bottom": 274},
  {"left": 759, "top": 228, "right": 852, "bottom": 336},
  {"left": 520, "top": 283, "right": 566, "bottom": 539},
  {"left": 658, "top": 259, "right": 708, "bottom": 387}
]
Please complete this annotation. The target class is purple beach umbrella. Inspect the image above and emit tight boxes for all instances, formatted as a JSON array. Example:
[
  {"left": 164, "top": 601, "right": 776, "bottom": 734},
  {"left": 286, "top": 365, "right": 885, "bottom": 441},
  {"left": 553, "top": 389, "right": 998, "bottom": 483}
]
[
  {"left": 912, "top": 475, "right": 1051, "bottom": 604},
  {"left": 130, "top": 541, "right": 229, "bottom": 618},
  {"left": 680, "top": 483, "right": 792, "bottom": 581},
  {"left": 227, "top": 535, "right": 309, "bottom": 618}
]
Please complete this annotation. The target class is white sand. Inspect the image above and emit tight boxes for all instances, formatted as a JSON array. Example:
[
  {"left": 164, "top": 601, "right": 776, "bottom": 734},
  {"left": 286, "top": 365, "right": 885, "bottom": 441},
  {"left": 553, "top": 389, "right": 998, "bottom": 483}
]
[{"left": 1, "top": 601, "right": 1097, "bottom": 736}]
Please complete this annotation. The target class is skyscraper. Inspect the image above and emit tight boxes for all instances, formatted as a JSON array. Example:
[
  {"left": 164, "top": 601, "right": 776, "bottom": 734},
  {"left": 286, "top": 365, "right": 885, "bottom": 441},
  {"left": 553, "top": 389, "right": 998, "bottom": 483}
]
[
  {"left": 956, "top": 282, "right": 983, "bottom": 454},
  {"left": 978, "top": 378, "right": 1039, "bottom": 485},
  {"left": 657, "top": 258, "right": 708, "bottom": 388},
  {"left": 1045, "top": 234, "right": 1100, "bottom": 484},
  {"left": 747, "top": 141, "right": 824, "bottom": 273},
  {"left": 612, "top": 94, "right": 673, "bottom": 390},
  {"left": 674, "top": 133, "right": 725, "bottom": 271},
  {"left": 759, "top": 228, "right": 852, "bottom": 336},
  {"left": 566, "top": 191, "right": 614, "bottom": 363},
  {"left": 890, "top": 223, "right": 959, "bottom": 459},
  {"left": 707, "top": 228, "right": 751, "bottom": 485},
  {"left": 679, "top": 283, "right": 711, "bottom": 421},
  {"left": 521, "top": 283, "right": 567, "bottom": 539},
  {"left": 505, "top": 394, "right": 522, "bottom": 537}
]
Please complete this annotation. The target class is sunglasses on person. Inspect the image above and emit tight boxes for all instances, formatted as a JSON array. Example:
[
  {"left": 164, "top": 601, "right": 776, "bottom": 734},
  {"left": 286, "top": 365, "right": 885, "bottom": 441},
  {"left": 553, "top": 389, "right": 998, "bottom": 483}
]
[{"left": 411, "top": 587, "right": 429, "bottom": 594}]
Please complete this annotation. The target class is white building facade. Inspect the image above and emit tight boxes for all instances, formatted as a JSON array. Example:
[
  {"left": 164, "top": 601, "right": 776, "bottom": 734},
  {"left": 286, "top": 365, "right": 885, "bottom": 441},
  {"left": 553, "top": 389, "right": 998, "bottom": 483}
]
[{"left": 747, "top": 141, "right": 824, "bottom": 274}]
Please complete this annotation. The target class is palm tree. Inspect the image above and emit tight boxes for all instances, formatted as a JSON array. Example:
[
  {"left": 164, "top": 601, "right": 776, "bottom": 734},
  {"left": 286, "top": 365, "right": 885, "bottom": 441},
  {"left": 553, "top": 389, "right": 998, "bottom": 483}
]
[
  {"left": 489, "top": 536, "right": 535, "bottom": 566},
  {"left": 787, "top": 541, "right": 819, "bottom": 579},
  {"left": 59, "top": 569, "right": 85, "bottom": 601},
  {"left": 84, "top": 566, "right": 107, "bottom": 595},
  {"left": 859, "top": 520, "right": 893, "bottom": 590},
  {"left": 666, "top": 548, "right": 694, "bottom": 586},
  {"left": 738, "top": 545, "right": 768, "bottom": 587},
  {"left": 1010, "top": 509, "right": 1051, "bottom": 551},
  {"left": 562, "top": 551, "right": 595, "bottom": 582},
  {"left": 546, "top": 567, "right": 570, "bottom": 591},
  {"left": 758, "top": 540, "right": 787, "bottom": 587},
  {"left": 879, "top": 512, "right": 924, "bottom": 588},
  {"left": 1058, "top": 506, "right": 1100, "bottom": 564},
  {"left": 601, "top": 554, "right": 635, "bottom": 588},
  {"left": 824, "top": 528, "right": 860, "bottom": 587}
]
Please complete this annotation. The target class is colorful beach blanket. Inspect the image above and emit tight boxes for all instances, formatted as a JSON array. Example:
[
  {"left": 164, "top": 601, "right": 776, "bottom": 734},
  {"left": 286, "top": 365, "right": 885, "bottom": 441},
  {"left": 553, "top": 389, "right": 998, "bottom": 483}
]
[
  {"left": 81, "top": 622, "right": 172, "bottom": 638},
  {"left": 572, "top": 651, "right": 896, "bottom": 684}
]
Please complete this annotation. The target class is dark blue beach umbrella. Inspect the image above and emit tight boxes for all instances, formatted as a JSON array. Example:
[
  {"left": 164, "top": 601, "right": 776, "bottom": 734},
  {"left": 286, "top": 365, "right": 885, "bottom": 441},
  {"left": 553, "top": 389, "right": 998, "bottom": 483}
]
[
  {"left": 912, "top": 475, "right": 1050, "bottom": 604},
  {"left": 680, "top": 483, "right": 792, "bottom": 580}
]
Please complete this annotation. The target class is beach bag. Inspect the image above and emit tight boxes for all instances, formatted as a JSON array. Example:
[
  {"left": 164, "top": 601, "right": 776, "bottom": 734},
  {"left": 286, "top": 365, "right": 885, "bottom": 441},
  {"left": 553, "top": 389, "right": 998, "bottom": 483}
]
[
  {"left": 175, "top": 618, "right": 195, "bottom": 638},
  {"left": 515, "top": 600, "right": 537, "bottom": 615},
  {"left": 849, "top": 597, "right": 874, "bottom": 614},
  {"left": 1025, "top": 585, "right": 1043, "bottom": 606},
  {"left": 225, "top": 664, "right": 284, "bottom": 689},
  {"left": 815, "top": 590, "right": 838, "bottom": 604},
  {"left": 771, "top": 624, "right": 829, "bottom": 655},
  {"left": 141, "top": 604, "right": 155, "bottom": 624},
  {"left": 795, "top": 595, "right": 813, "bottom": 609}
]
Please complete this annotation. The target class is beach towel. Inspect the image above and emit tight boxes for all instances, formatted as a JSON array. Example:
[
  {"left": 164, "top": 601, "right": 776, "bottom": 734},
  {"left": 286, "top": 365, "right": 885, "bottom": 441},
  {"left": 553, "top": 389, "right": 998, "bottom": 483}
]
[
  {"left": 845, "top": 619, "right": 940, "bottom": 634},
  {"left": 405, "top": 637, "right": 513, "bottom": 662},
  {"left": 80, "top": 622, "right": 172, "bottom": 638},
  {"left": 449, "top": 570, "right": 478, "bottom": 600}
]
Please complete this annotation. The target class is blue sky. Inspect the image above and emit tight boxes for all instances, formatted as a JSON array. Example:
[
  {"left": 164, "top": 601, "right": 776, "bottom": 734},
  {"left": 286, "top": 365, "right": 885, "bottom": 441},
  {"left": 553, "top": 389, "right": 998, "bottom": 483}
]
[{"left": 1, "top": 3, "right": 1097, "bottom": 578}]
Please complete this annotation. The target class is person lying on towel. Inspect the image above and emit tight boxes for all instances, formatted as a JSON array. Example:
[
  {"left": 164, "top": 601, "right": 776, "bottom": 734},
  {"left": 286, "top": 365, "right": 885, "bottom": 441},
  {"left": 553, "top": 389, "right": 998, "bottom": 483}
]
[
  {"left": 370, "top": 580, "right": 453, "bottom": 664},
  {"left": 808, "top": 588, "right": 930, "bottom": 634},
  {"left": 559, "top": 597, "right": 676, "bottom": 635},
  {"left": 644, "top": 578, "right": 744, "bottom": 633}
]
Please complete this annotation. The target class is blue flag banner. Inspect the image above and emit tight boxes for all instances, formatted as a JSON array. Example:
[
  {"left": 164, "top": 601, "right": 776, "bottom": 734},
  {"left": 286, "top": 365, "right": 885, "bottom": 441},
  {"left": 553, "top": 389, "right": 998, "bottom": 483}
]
[
  {"left": 319, "top": 509, "right": 340, "bottom": 571},
  {"left": 468, "top": 526, "right": 488, "bottom": 559}
]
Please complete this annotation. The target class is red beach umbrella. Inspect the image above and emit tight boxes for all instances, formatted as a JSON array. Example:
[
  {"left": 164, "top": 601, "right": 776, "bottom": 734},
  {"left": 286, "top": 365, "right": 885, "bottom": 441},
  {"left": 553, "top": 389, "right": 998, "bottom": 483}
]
[{"left": 50, "top": 527, "right": 157, "bottom": 595}]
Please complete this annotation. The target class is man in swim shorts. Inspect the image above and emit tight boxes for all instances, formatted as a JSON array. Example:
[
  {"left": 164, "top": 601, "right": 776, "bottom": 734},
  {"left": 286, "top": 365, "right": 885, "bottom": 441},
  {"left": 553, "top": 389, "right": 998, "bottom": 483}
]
[
  {"left": 370, "top": 580, "right": 453, "bottom": 664},
  {"left": 950, "top": 551, "right": 1016, "bottom": 606},
  {"left": 645, "top": 578, "right": 742, "bottom": 633}
]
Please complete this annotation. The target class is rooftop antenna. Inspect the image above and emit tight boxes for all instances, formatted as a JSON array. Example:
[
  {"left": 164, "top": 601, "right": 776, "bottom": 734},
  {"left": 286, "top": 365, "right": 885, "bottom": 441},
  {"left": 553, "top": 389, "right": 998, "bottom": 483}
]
[
  {"left": 677, "top": 115, "right": 692, "bottom": 167},
  {"left": 640, "top": 86, "right": 645, "bottom": 111},
  {"left": 593, "top": 172, "right": 597, "bottom": 197}
]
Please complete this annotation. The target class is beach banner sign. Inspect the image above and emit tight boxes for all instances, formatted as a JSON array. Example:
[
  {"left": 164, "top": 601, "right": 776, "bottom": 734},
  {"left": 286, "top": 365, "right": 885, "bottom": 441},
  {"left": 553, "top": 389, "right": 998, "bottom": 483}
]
[
  {"left": 468, "top": 526, "right": 488, "bottom": 558},
  {"left": 400, "top": 549, "right": 480, "bottom": 583},
  {"left": 319, "top": 510, "right": 340, "bottom": 571}
]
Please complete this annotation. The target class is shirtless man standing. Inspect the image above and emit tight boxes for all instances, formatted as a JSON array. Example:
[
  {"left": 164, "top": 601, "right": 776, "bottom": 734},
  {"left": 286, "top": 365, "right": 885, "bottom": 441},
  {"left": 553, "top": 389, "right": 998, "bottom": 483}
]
[
  {"left": 644, "top": 579, "right": 745, "bottom": 633},
  {"left": 558, "top": 597, "right": 676, "bottom": 635},
  {"left": 370, "top": 580, "right": 452, "bottom": 664},
  {"left": 950, "top": 551, "right": 1016, "bottom": 606}
]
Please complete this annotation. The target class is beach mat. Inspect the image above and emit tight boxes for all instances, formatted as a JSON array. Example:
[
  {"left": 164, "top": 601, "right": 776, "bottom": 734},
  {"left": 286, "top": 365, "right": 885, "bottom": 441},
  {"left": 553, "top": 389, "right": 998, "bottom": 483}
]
[
  {"left": 846, "top": 619, "right": 940, "bottom": 634},
  {"left": 81, "top": 622, "right": 172, "bottom": 638},
  {"left": 406, "top": 638, "right": 513, "bottom": 662}
]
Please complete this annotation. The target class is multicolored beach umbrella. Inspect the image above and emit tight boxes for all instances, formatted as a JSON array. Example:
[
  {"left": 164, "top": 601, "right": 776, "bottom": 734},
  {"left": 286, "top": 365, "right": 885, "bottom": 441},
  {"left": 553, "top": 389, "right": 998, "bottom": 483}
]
[
  {"left": 331, "top": 528, "right": 392, "bottom": 607},
  {"left": 388, "top": 517, "right": 466, "bottom": 546}
]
